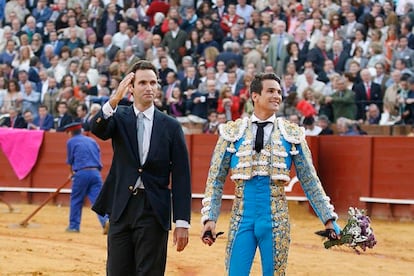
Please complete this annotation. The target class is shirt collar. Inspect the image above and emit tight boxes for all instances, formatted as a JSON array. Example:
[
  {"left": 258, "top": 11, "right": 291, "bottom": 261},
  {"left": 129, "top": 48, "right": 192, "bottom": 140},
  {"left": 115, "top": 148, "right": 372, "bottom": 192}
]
[
  {"left": 133, "top": 104, "right": 154, "bottom": 121},
  {"left": 251, "top": 113, "right": 275, "bottom": 124}
]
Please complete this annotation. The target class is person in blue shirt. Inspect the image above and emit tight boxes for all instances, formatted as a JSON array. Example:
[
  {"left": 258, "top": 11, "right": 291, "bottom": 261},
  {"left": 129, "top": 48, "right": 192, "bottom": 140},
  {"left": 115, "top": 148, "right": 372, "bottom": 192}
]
[{"left": 64, "top": 122, "right": 108, "bottom": 233}]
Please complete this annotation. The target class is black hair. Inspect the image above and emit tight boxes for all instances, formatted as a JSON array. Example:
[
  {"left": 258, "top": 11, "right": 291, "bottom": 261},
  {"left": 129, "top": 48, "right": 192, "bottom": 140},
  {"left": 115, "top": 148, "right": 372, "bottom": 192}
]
[{"left": 250, "top": 73, "right": 281, "bottom": 95}]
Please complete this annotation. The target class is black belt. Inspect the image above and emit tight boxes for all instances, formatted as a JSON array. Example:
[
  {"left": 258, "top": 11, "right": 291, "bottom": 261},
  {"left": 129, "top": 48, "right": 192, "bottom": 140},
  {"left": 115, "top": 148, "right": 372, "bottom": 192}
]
[{"left": 78, "top": 167, "right": 99, "bottom": 171}]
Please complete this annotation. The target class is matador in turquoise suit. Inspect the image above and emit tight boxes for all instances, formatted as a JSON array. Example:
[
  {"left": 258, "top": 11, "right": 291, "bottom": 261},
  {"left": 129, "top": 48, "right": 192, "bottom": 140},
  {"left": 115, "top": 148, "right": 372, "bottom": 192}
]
[{"left": 201, "top": 73, "right": 341, "bottom": 275}]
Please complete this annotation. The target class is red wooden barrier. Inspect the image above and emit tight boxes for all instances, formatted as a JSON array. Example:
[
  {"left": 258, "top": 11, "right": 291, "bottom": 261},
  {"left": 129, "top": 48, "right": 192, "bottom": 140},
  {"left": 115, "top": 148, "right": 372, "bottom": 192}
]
[
  {"left": 369, "top": 137, "right": 414, "bottom": 218},
  {"left": 317, "top": 136, "right": 372, "bottom": 213}
]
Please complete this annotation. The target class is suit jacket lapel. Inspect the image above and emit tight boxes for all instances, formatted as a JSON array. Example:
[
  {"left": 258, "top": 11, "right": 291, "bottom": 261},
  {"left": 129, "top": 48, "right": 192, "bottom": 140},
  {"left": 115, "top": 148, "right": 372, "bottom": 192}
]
[
  {"left": 147, "top": 109, "right": 165, "bottom": 162},
  {"left": 124, "top": 105, "right": 140, "bottom": 163}
]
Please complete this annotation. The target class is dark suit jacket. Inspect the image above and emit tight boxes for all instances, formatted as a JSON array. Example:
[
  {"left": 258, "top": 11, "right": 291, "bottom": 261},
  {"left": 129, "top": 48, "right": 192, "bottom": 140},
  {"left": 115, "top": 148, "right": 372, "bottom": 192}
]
[
  {"left": 332, "top": 51, "right": 349, "bottom": 74},
  {"left": 353, "top": 82, "right": 382, "bottom": 120},
  {"left": 56, "top": 114, "right": 73, "bottom": 131},
  {"left": 307, "top": 47, "right": 333, "bottom": 74},
  {"left": 215, "top": 51, "right": 243, "bottom": 68},
  {"left": 180, "top": 77, "right": 200, "bottom": 93},
  {"left": 90, "top": 106, "right": 191, "bottom": 231},
  {"left": 0, "top": 115, "right": 27, "bottom": 128},
  {"left": 105, "top": 45, "right": 121, "bottom": 62}
]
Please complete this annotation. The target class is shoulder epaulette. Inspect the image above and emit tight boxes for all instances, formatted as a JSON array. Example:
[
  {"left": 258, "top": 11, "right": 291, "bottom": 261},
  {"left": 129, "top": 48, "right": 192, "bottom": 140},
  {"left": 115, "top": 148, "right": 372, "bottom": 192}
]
[
  {"left": 277, "top": 117, "right": 305, "bottom": 144},
  {"left": 218, "top": 117, "right": 249, "bottom": 143}
]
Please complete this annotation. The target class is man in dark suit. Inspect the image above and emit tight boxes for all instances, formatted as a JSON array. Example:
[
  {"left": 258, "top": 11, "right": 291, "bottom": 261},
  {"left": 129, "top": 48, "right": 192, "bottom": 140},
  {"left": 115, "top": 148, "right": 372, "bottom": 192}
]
[
  {"left": 102, "top": 34, "right": 120, "bottom": 62},
  {"left": 90, "top": 60, "right": 191, "bottom": 275},
  {"left": 55, "top": 101, "right": 73, "bottom": 131},
  {"left": 0, "top": 108, "right": 26, "bottom": 128},
  {"left": 352, "top": 68, "right": 382, "bottom": 121},
  {"left": 331, "top": 40, "right": 349, "bottom": 74},
  {"left": 180, "top": 65, "right": 200, "bottom": 93},
  {"left": 307, "top": 37, "right": 333, "bottom": 74}
]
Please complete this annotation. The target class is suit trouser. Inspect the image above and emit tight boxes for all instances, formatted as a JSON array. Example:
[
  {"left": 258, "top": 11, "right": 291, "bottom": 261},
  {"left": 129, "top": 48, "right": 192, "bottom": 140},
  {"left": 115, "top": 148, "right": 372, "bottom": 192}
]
[
  {"left": 69, "top": 169, "right": 107, "bottom": 230},
  {"left": 227, "top": 176, "right": 290, "bottom": 276},
  {"left": 107, "top": 190, "right": 168, "bottom": 276}
]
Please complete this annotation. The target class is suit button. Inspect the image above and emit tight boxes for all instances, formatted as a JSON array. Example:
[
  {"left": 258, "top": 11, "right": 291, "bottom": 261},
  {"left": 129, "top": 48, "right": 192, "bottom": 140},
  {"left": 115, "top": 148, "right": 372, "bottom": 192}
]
[
  {"left": 138, "top": 168, "right": 143, "bottom": 173},
  {"left": 128, "top": 185, "right": 133, "bottom": 191}
]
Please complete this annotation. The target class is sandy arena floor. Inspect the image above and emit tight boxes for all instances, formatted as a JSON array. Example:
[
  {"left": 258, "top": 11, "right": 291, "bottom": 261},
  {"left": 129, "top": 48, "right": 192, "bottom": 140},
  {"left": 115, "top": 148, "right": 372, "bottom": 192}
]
[{"left": 0, "top": 202, "right": 413, "bottom": 276}]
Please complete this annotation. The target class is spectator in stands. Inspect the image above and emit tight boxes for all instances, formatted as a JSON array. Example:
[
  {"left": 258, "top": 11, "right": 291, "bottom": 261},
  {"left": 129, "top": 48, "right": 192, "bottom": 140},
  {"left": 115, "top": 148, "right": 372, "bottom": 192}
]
[
  {"left": 296, "top": 69, "right": 325, "bottom": 99},
  {"left": 162, "top": 71, "right": 179, "bottom": 103},
  {"left": 202, "top": 14, "right": 224, "bottom": 46},
  {"left": 21, "top": 81, "right": 40, "bottom": 119},
  {"left": 0, "top": 79, "right": 23, "bottom": 114},
  {"left": 112, "top": 22, "right": 129, "bottom": 50},
  {"left": 146, "top": 0, "right": 170, "bottom": 27},
  {"left": 345, "top": 60, "right": 362, "bottom": 85},
  {"left": 197, "top": 29, "right": 220, "bottom": 58},
  {"left": 0, "top": 40, "right": 17, "bottom": 65},
  {"left": 33, "top": 104, "right": 54, "bottom": 130},
  {"left": 325, "top": 76, "right": 356, "bottom": 122},
  {"left": 219, "top": 3, "right": 240, "bottom": 35},
  {"left": 32, "top": 0, "right": 52, "bottom": 29},
  {"left": 392, "top": 36, "right": 414, "bottom": 71},
  {"left": 180, "top": 65, "right": 199, "bottom": 94},
  {"left": 55, "top": 101, "right": 73, "bottom": 131},
  {"left": 168, "top": 87, "right": 186, "bottom": 117},
  {"left": 0, "top": 107, "right": 25, "bottom": 128},
  {"left": 353, "top": 68, "right": 383, "bottom": 122},
  {"left": 307, "top": 37, "right": 332, "bottom": 75},
  {"left": 203, "top": 109, "right": 220, "bottom": 134},
  {"left": 22, "top": 109, "right": 37, "bottom": 129},
  {"left": 317, "top": 115, "right": 334, "bottom": 135},
  {"left": 75, "top": 103, "right": 89, "bottom": 131},
  {"left": 216, "top": 42, "right": 243, "bottom": 68},
  {"left": 383, "top": 70, "right": 402, "bottom": 117},
  {"left": 161, "top": 18, "right": 187, "bottom": 66},
  {"left": 400, "top": 76, "right": 414, "bottom": 124},
  {"left": 373, "top": 62, "right": 390, "bottom": 99},
  {"left": 367, "top": 42, "right": 387, "bottom": 70},
  {"left": 317, "top": 59, "right": 338, "bottom": 84},
  {"left": 42, "top": 77, "right": 59, "bottom": 117},
  {"left": 400, "top": 21, "right": 414, "bottom": 50},
  {"left": 180, "top": 6, "right": 197, "bottom": 33},
  {"left": 303, "top": 116, "right": 322, "bottom": 136},
  {"left": 12, "top": 45, "right": 33, "bottom": 73},
  {"left": 365, "top": 103, "right": 381, "bottom": 125},
  {"left": 267, "top": 20, "right": 294, "bottom": 78},
  {"left": 217, "top": 84, "right": 240, "bottom": 121},
  {"left": 340, "top": 12, "right": 365, "bottom": 43},
  {"left": 336, "top": 117, "right": 361, "bottom": 136},
  {"left": 331, "top": 40, "right": 349, "bottom": 74},
  {"left": 101, "top": 34, "right": 119, "bottom": 62},
  {"left": 99, "top": 3, "right": 122, "bottom": 38}
]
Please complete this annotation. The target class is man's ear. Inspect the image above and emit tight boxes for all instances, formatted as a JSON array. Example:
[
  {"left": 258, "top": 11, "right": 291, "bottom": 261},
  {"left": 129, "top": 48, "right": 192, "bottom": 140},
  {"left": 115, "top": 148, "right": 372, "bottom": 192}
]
[{"left": 251, "top": 91, "right": 258, "bottom": 102}]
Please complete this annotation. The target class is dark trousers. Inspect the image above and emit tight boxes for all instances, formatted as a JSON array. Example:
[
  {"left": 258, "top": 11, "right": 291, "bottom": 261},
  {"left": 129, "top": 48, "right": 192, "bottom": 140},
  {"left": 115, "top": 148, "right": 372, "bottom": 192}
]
[{"left": 107, "top": 190, "right": 168, "bottom": 276}]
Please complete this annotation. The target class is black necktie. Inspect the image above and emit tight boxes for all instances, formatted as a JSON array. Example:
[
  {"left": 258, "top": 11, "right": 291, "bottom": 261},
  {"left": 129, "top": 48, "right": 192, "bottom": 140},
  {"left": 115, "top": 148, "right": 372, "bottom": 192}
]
[{"left": 254, "top": 122, "right": 270, "bottom": 153}]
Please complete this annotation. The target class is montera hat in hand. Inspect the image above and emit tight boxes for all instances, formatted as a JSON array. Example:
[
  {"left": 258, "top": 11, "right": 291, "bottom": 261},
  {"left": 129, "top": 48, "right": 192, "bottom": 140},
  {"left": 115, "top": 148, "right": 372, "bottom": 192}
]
[{"left": 63, "top": 122, "right": 82, "bottom": 132}]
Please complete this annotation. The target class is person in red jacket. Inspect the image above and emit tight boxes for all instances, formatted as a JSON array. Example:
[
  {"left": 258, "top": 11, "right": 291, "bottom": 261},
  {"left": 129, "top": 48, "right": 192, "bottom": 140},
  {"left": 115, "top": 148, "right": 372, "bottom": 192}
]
[
  {"left": 146, "top": 0, "right": 170, "bottom": 27},
  {"left": 217, "top": 85, "right": 241, "bottom": 121}
]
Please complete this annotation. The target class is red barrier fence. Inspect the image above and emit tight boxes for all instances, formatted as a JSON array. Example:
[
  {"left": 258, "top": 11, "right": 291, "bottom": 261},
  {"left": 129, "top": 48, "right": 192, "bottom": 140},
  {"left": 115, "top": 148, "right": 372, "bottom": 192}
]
[{"left": 1, "top": 132, "right": 413, "bottom": 219}]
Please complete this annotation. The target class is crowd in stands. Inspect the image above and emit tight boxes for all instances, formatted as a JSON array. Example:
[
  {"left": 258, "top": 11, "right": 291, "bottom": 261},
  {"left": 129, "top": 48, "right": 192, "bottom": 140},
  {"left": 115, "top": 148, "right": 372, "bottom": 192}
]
[{"left": 0, "top": 0, "right": 414, "bottom": 137}]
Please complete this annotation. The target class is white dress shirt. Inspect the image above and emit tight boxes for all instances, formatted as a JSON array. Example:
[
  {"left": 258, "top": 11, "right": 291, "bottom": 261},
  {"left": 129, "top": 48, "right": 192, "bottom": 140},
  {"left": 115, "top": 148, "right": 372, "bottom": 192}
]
[{"left": 251, "top": 113, "right": 275, "bottom": 146}]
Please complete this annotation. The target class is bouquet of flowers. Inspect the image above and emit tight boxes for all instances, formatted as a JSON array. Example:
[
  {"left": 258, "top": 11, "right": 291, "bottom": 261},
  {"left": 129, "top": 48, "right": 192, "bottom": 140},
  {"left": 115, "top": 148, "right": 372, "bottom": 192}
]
[{"left": 316, "top": 207, "right": 377, "bottom": 254}]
